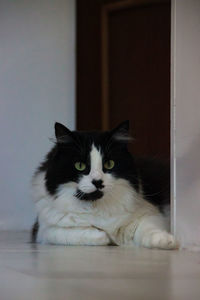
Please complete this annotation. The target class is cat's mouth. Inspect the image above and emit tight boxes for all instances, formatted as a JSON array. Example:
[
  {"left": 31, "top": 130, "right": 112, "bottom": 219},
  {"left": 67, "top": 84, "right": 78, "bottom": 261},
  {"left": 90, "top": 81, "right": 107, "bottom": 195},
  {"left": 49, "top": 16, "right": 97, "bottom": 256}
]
[{"left": 75, "top": 189, "right": 104, "bottom": 201}]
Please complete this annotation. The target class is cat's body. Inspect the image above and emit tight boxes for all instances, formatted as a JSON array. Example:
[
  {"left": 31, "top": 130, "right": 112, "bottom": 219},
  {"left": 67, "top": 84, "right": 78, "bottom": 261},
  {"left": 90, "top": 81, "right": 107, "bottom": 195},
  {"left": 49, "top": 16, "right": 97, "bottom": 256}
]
[{"left": 31, "top": 121, "right": 178, "bottom": 249}]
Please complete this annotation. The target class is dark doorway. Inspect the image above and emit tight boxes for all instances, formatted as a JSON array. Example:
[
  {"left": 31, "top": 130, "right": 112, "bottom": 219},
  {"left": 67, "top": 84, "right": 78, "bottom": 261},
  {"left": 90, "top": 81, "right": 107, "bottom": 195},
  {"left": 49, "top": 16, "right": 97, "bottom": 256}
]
[{"left": 76, "top": 0, "right": 170, "bottom": 159}]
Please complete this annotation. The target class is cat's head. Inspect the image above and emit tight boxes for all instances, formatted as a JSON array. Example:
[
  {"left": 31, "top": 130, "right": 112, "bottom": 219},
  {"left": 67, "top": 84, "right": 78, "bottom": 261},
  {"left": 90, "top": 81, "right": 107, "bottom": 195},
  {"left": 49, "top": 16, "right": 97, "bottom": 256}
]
[{"left": 44, "top": 121, "right": 138, "bottom": 201}]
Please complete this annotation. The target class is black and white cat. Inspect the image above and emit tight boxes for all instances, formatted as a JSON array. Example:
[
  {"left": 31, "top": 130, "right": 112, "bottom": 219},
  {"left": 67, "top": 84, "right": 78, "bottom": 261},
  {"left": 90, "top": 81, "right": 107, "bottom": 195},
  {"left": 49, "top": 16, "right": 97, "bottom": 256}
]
[{"left": 31, "top": 121, "right": 178, "bottom": 249}]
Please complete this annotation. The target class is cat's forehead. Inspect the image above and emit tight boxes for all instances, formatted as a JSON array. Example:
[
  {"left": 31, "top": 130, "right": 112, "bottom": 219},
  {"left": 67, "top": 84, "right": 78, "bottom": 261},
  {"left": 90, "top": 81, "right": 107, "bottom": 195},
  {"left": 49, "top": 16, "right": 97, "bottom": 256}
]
[
  {"left": 58, "top": 130, "right": 125, "bottom": 158},
  {"left": 73, "top": 130, "right": 109, "bottom": 150}
]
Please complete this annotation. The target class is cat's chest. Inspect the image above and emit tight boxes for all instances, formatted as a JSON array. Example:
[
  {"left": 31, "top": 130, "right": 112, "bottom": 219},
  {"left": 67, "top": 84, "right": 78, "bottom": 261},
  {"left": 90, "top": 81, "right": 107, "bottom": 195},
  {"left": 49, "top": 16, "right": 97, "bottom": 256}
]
[{"left": 52, "top": 189, "right": 137, "bottom": 232}]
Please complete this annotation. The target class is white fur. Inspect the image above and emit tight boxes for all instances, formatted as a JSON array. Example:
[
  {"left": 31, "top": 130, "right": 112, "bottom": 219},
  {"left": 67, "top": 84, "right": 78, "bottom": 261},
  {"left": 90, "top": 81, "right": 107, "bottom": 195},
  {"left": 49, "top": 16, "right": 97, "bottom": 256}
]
[
  {"left": 32, "top": 145, "right": 178, "bottom": 249},
  {"left": 78, "top": 145, "right": 103, "bottom": 193},
  {"left": 133, "top": 215, "right": 178, "bottom": 249},
  {"left": 90, "top": 144, "right": 103, "bottom": 180}
]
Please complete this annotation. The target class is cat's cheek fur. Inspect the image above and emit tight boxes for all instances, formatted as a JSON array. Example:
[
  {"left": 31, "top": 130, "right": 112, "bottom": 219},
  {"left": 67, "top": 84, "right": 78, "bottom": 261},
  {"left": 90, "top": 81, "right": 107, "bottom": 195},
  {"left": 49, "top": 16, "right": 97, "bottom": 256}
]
[{"left": 103, "top": 173, "right": 115, "bottom": 191}]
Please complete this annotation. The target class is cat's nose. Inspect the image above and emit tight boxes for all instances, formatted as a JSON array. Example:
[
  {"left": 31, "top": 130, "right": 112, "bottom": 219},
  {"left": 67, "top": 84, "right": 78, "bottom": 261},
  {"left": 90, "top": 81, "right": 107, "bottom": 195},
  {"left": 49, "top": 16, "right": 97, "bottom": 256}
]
[{"left": 92, "top": 179, "right": 104, "bottom": 189}]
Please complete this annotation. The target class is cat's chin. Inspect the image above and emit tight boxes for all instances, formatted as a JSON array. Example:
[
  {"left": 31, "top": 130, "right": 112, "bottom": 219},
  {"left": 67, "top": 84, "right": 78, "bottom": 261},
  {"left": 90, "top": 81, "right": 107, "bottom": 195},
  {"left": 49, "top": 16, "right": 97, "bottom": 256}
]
[{"left": 75, "top": 189, "right": 104, "bottom": 201}]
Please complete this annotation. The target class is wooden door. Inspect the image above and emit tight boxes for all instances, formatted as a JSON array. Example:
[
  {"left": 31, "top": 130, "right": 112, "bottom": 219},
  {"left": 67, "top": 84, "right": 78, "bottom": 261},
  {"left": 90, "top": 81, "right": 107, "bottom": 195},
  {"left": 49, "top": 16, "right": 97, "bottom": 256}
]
[{"left": 76, "top": 0, "right": 170, "bottom": 159}]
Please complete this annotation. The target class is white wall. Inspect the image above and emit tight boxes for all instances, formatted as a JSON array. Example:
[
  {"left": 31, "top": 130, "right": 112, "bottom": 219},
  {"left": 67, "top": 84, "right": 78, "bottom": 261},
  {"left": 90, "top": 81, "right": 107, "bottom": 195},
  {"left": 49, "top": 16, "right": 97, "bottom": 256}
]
[
  {"left": 0, "top": 0, "right": 75, "bottom": 230},
  {"left": 171, "top": 0, "right": 200, "bottom": 248}
]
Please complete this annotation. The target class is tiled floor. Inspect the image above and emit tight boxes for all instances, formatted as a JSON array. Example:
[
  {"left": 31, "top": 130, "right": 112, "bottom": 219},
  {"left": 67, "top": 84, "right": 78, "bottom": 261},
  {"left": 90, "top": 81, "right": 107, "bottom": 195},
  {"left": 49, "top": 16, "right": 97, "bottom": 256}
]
[{"left": 0, "top": 232, "right": 200, "bottom": 300}]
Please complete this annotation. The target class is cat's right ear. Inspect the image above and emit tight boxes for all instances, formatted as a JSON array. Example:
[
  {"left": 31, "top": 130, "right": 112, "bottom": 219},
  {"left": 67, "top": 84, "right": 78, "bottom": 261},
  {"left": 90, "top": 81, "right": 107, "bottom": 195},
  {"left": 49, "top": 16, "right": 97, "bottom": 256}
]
[
  {"left": 110, "top": 120, "right": 132, "bottom": 143},
  {"left": 54, "top": 122, "right": 74, "bottom": 143}
]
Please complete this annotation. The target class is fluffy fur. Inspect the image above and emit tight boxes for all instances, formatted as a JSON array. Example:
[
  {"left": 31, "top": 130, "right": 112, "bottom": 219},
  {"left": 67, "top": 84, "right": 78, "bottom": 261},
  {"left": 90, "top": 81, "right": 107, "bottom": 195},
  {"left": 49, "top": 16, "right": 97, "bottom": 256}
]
[{"left": 31, "top": 121, "right": 178, "bottom": 249}]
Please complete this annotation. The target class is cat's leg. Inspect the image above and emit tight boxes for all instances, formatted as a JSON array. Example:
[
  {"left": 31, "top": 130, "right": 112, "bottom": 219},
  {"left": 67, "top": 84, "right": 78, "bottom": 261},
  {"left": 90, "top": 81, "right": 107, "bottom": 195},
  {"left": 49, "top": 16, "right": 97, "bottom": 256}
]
[
  {"left": 133, "top": 215, "right": 179, "bottom": 250},
  {"left": 37, "top": 226, "right": 110, "bottom": 246}
]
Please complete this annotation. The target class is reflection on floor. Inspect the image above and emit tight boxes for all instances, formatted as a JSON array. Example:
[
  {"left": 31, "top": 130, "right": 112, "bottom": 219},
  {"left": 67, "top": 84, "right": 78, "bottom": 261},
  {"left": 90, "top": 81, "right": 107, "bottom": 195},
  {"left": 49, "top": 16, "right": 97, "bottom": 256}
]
[{"left": 0, "top": 231, "right": 200, "bottom": 300}]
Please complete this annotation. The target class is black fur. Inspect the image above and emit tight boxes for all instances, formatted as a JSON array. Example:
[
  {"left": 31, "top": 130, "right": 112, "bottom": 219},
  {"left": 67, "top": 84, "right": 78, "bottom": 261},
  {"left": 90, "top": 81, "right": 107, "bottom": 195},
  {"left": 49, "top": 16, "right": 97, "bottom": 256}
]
[
  {"left": 31, "top": 219, "right": 39, "bottom": 243},
  {"left": 135, "top": 157, "right": 170, "bottom": 212},
  {"left": 75, "top": 189, "right": 104, "bottom": 201}
]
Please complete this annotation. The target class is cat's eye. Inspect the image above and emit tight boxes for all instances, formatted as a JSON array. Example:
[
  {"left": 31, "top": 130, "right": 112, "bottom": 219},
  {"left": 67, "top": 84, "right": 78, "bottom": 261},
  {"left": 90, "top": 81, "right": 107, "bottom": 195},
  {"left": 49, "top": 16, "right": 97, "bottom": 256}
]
[
  {"left": 75, "top": 162, "right": 86, "bottom": 171},
  {"left": 104, "top": 160, "right": 115, "bottom": 170}
]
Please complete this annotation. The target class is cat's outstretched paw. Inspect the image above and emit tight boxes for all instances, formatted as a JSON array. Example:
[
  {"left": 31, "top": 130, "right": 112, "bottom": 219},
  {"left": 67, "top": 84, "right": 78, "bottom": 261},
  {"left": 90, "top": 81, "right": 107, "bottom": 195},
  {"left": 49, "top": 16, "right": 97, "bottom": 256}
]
[{"left": 141, "top": 230, "right": 179, "bottom": 250}]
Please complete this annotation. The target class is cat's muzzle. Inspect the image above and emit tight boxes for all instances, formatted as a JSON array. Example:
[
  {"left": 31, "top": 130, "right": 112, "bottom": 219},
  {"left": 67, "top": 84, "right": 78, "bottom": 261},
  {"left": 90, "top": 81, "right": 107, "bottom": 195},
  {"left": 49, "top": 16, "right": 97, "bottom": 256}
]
[{"left": 75, "top": 189, "right": 104, "bottom": 201}]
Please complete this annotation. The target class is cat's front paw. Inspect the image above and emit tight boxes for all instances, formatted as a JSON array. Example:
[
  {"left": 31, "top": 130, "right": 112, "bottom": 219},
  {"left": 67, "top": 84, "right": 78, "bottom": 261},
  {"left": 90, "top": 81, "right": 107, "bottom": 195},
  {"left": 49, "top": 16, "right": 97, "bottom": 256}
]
[{"left": 141, "top": 230, "right": 179, "bottom": 250}]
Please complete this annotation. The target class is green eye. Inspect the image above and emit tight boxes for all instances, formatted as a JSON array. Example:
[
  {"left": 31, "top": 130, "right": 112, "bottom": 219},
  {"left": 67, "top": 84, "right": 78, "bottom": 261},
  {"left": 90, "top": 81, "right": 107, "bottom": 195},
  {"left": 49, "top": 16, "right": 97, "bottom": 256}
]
[
  {"left": 104, "top": 160, "right": 115, "bottom": 170},
  {"left": 75, "top": 162, "right": 86, "bottom": 171}
]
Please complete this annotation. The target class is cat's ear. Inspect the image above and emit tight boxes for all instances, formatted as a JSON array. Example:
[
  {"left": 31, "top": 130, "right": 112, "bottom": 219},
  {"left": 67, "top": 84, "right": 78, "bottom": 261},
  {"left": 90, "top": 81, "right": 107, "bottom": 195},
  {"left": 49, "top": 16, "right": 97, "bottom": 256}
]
[
  {"left": 110, "top": 120, "right": 132, "bottom": 143},
  {"left": 54, "top": 122, "right": 74, "bottom": 143}
]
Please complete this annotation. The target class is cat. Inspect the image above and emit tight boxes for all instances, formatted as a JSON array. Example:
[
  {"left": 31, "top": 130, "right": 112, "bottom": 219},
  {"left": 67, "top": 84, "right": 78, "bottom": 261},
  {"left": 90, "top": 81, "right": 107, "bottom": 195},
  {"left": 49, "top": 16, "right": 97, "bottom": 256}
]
[{"left": 31, "top": 121, "right": 178, "bottom": 249}]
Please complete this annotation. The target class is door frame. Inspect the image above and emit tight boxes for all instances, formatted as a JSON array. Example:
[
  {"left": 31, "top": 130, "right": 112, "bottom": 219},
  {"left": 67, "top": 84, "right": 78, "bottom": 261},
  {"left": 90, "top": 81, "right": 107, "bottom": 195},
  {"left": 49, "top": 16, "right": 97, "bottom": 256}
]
[
  {"left": 170, "top": 0, "right": 176, "bottom": 236},
  {"left": 171, "top": 0, "right": 200, "bottom": 248}
]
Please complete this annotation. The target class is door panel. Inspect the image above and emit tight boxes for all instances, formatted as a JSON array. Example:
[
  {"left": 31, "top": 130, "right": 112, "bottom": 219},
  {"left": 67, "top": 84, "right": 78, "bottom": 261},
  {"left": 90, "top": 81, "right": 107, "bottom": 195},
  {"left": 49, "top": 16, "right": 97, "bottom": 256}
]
[{"left": 76, "top": 0, "right": 170, "bottom": 158}]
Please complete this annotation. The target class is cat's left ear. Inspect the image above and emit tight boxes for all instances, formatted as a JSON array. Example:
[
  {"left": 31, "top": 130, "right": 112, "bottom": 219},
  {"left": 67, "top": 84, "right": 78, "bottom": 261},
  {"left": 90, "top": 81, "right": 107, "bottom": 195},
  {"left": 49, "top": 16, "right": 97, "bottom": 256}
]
[{"left": 110, "top": 120, "right": 132, "bottom": 143}]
